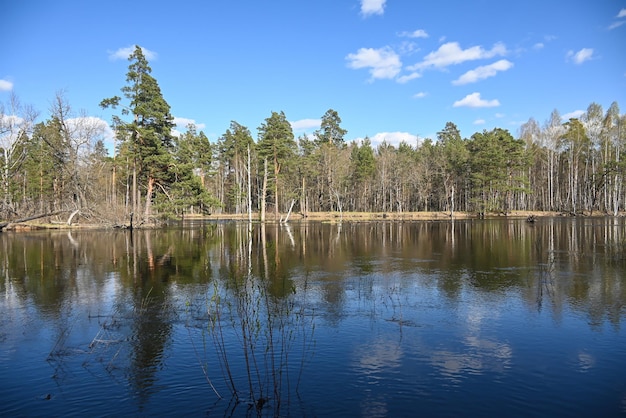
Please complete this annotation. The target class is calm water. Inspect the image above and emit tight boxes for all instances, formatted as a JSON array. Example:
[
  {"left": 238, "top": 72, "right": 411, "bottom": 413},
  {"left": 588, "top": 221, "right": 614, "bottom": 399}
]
[{"left": 1, "top": 218, "right": 625, "bottom": 417}]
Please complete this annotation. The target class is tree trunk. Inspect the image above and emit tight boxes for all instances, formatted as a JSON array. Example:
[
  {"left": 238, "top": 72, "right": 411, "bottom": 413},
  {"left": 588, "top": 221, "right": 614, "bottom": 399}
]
[
  {"left": 144, "top": 176, "right": 154, "bottom": 219},
  {"left": 0, "top": 210, "right": 67, "bottom": 231},
  {"left": 282, "top": 199, "right": 295, "bottom": 223},
  {"left": 247, "top": 145, "right": 252, "bottom": 224},
  {"left": 67, "top": 209, "right": 80, "bottom": 225},
  {"left": 260, "top": 158, "right": 268, "bottom": 223},
  {"left": 274, "top": 155, "right": 280, "bottom": 220},
  {"left": 301, "top": 176, "right": 307, "bottom": 217},
  {"left": 132, "top": 159, "right": 138, "bottom": 217}
]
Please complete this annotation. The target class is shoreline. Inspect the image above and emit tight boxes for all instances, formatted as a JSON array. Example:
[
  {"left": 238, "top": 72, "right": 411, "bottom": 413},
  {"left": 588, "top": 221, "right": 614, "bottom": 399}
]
[
  {"left": 2, "top": 210, "right": 623, "bottom": 231},
  {"left": 194, "top": 210, "right": 621, "bottom": 222}
]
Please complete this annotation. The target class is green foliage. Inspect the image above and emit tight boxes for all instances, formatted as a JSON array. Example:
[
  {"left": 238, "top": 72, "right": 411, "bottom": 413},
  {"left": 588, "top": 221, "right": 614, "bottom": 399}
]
[
  {"left": 217, "top": 121, "right": 255, "bottom": 214},
  {"left": 219, "top": 122, "right": 254, "bottom": 166},
  {"left": 561, "top": 118, "right": 590, "bottom": 153},
  {"left": 157, "top": 124, "right": 220, "bottom": 216},
  {"left": 5, "top": 76, "right": 626, "bottom": 219},
  {"left": 101, "top": 45, "right": 198, "bottom": 219},
  {"left": 315, "top": 109, "right": 347, "bottom": 147},
  {"left": 20, "top": 120, "right": 66, "bottom": 209},
  {"left": 468, "top": 128, "right": 530, "bottom": 214},
  {"left": 257, "top": 111, "right": 296, "bottom": 214},
  {"left": 257, "top": 111, "right": 295, "bottom": 170},
  {"left": 350, "top": 137, "right": 376, "bottom": 182}
]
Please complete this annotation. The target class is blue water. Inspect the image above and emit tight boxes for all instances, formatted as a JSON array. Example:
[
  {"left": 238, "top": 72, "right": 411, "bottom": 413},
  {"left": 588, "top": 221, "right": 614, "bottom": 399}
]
[{"left": 1, "top": 219, "right": 625, "bottom": 416}]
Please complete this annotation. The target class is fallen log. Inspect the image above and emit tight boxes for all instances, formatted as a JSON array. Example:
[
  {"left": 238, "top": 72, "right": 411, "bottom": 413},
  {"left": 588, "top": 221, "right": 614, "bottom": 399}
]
[
  {"left": 67, "top": 209, "right": 80, "bottom": 225},
  {"left": 0, "top": 210, "right": 68, "bottom": 232}
]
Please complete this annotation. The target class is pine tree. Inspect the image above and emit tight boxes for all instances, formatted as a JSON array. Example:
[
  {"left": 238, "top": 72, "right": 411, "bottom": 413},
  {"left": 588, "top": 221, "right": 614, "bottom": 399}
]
[
  {"left": 100, "top": 45, "right": 175, "bottom": 223},
  {"left": 257, "top": 111, "right": 296, "bottom": 220}
]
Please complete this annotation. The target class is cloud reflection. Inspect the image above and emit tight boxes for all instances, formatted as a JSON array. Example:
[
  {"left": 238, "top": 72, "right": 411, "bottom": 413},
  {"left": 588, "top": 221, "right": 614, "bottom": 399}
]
[{"left": 352, "top": 337, "right": 402, "bottom": 417}]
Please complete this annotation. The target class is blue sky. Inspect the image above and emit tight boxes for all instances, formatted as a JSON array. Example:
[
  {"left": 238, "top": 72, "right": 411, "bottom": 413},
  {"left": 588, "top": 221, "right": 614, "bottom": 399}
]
[{"left": 2, "top": 0, "right": 625, "bottom": 151}]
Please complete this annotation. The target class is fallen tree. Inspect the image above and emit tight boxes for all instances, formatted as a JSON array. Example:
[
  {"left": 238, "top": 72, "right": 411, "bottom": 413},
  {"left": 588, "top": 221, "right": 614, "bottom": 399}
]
[{"left": 0, "top": 210, "right": 68, "bottom": 232}]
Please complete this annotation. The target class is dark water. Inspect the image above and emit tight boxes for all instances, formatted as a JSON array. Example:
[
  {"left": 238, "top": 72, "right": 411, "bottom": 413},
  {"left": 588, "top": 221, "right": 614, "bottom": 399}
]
[{"left": 1, "top": 218, "right": 625, "bottom": 417}]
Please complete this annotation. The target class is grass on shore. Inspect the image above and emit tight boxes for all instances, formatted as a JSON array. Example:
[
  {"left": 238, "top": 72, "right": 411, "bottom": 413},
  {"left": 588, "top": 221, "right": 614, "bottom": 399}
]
[
  {"left": 4, "top": 210, "right": 620, "bottom": 231},
  {"left": 203, "top": 210, "right": 570, "bottom": 222}
]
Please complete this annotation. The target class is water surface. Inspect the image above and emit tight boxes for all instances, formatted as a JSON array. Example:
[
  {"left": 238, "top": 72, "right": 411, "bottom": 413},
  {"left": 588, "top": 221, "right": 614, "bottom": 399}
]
[{"left": 1, "top": 218, "right": 625, "bottom": 417}]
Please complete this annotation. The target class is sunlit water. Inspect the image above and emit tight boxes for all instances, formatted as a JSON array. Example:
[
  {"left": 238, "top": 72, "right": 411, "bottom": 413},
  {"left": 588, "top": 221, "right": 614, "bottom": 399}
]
[{"left": 1, "top": 218, "right": 625, "bottom": 417}]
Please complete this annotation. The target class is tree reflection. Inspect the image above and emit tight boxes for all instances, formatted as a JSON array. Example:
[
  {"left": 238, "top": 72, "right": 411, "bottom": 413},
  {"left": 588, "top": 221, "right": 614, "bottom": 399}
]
[
  {"left": 197, "top": 222, "right": 315, "bottom": 416},
  {"left": 1, "top": 218, "right": 625, "bottom": 416}
]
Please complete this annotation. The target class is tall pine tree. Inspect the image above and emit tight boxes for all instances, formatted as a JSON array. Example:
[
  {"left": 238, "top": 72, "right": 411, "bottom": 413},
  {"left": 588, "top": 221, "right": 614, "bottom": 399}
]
[
  {"left": 101, "top": 45, "right": 175, "bottom": 223},
  {"left": 257, "top": 111, "right": 296, "bottom": 220}
]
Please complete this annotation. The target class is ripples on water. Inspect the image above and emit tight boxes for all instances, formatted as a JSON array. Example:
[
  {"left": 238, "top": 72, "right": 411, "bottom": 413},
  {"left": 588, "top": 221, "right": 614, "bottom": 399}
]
[{"left": 1, "top": 218, "right": 625, "bottom": 417}]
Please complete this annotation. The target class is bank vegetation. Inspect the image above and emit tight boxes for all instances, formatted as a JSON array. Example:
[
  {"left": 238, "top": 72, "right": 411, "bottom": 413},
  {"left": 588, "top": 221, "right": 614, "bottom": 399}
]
[{"left": 2, "top": 46, "right": 625, "bottom": 230}]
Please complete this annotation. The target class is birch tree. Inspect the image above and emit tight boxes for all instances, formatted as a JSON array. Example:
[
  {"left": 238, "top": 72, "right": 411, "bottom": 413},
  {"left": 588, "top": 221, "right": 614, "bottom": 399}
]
[
  {"left": 218, "top": 121, "right": 254, "bottom": 213},
  {"left": 0, "top": 92, "right": 38, "bottom": 217},
  {"left": 602, "top": 102, "right": 622, "bottom": 215},
  {"left": 542, "top": 110, "right": 565, "bottom": 211},
  {"left": 582, "top": 103, "right": 604, "bottom": 212}
]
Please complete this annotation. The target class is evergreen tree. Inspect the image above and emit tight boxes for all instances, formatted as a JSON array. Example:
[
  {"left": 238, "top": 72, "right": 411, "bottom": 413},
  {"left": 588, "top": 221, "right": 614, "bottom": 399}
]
[
  {"left": 349, "top": 138, "right": 376, "bottom": 211},
  {"left": 257, "top": 111, "right": 296, "bottom": 219},
  {"left": 218, "top": 121, "right": 255, "bottom": 213},
  {"left": 437, "top": 122, "right": 468, "bottom": 216},
  {"left": 100, "top": 45, "right": 175, "bottom": 222},
  {"left": 468, "top": 128, "right": 529, "bottom": 215},
  {"left": 314, "top": 109, "right": 347, "bottom": 147},
  {"left": 21, "top": 121, "right": 64, "bottom": 212},
  {"left": 561, "top": 118, "right": 590, "bottom": 213},
  {"left": 166, "top": 124, "right": 219, "bottom": 216}
]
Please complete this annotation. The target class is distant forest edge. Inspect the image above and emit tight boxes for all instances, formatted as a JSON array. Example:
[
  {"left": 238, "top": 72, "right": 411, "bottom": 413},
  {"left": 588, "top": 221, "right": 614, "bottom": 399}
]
[{"left": 1, "top": 46, "right": 625, "bottom": 228}]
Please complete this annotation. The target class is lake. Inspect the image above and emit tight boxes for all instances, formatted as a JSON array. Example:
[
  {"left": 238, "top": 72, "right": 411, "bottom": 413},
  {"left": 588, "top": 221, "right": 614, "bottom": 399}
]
[{"left": 1, "top": 218, "right": 625, "bottom": 417}]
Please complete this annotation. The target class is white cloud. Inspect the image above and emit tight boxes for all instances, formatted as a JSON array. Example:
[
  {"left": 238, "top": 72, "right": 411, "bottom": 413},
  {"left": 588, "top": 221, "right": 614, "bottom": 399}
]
[
  {"left": 346, "top": 47, "right": 402, "bottom": 80},
  {"left": 396, "top": 72, "right": 421, "bottom": 83},
  {"left": 62, "top": 116, "right": 113, "bottom": 154},
  {"left": 566, "top": 48, "right": 593, "bottom": 64},
  {"left": 495, "top": 113, "right": 505, "bottom": 118},
  {"left": 0, "top": 114, "right": 24, "bottom": 125},
  {"left": 617, "top": 8, "right": 626, "bottom": 18},
  {"left": 356, "top": 131, "right": 419, "bottom": 148},
  {"left": 562, "top": 110, "right": 585, "bottom": 120},
  {"left": 453, "top": 92, "right": 500, "bottom": 108},
  {"left": 0, "top": 79, "right": 13, "bottom": 91},
  {"left": 0, "top": 114, "right": 25, "bottom": 132},
  {"left": 413, "top": 92, "right": 428, "bottom": 99},
  {"left": 108, "top": 45, "right": 158, "bottom": 61},
  {"left": 533, "top": 43, "right": 544, "bottom": 50},
  {"left": 0, "top": 114, "right": 27, "bottom": 151},
  {"left": 65, "top": 116, "right": 109, "bottom": 136},
  {"left": 290, "top": 118, "right": 321, "bottom": 132},
  {"left": 398, "top": 41, "right": 419, "bottom": 55},
  {"left": 173, "top": 116, "right": 206, "bottom": 130},
  {"left": 452, "top": 59, "right": 513, "bottom": 85},
  {"left": 360, "top": 0, "right": 386, "bottom": 17},
  {"left": 171, "top": 117, "right": 207, "bottom": 138},
  {"left": 398, "top": 29, "right": 429, "bottom": 39},
  {"left": 409, "top": 42, "right": 507, "bottom": 71},
  {"left": 608, "top": 21, "right": 625, "bottom": 30},
  {"left": 473, "top": 119, "right": 486, "bottom": 125}
]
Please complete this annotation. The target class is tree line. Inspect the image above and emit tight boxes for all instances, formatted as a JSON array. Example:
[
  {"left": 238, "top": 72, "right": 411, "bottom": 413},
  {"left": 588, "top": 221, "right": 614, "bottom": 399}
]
[{"left": 1, "top": 46, "right": 625, "bottom": 226}]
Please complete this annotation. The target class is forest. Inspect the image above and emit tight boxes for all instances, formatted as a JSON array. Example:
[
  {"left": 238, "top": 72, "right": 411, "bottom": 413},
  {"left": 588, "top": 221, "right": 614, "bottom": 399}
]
[{"left": 1, "top": 46, "right": 625, "bottom": 227}]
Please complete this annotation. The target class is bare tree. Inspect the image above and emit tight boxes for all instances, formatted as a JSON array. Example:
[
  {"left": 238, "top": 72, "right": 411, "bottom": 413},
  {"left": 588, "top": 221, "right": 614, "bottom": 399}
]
[
  {"left": 542, "top": 110, "right": 565, "bottom": 211},
  {"left": 49, "top": 91, "right": 106, "bottom": 213},
  {"left": 0, "top": 92, "right": 38, "bottom": 217}
]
